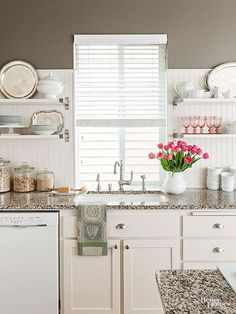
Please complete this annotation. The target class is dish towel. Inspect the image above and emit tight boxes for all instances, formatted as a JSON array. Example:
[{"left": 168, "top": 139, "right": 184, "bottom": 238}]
[{"left": 77, "top": 202, "right": 108, "bottom": 256}]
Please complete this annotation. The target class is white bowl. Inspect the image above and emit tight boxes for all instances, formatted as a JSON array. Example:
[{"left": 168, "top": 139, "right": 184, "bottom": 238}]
[
  {"left": 31, "top": 124, "right": 57, "bottom": 135},
  {"left": 207, "top": 167, "right": 222, "bottom": 175},
  {"left": 221, "top": 186, "right": 234, "bottom": 192}
]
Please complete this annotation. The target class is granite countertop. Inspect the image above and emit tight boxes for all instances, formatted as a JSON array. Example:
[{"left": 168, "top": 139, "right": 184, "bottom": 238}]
[
  {"left": 157, "top": 269, "right": 236, "bottom": 314},
  {"left": 0, "top": 189, "right": 236, "bottom": 210}
]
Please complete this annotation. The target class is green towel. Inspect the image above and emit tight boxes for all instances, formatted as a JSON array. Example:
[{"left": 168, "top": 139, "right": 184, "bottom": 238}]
[{"left": 77, "top": 203, "right": 108, "bottom": 256}]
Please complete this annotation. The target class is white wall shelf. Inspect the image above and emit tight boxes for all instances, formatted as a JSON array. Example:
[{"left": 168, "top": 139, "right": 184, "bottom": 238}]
[
  {"left": 0, "top": 135, "right": 62, "bottom": 139},
  {"left": 183, "top": 133, "right": 236, "bottom": 139},
  {"left": 0, "top": 97, "right": 69, "bottom": 110},
  {"left": 173, "top": 97, "right": 236, "bottom": 108}
]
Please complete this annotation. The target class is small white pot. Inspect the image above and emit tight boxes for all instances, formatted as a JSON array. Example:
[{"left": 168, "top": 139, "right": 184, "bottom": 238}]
[
  {"left": 37, "top": 72, "right": 65, "bottom": 99},
  {"left": 164, "top": 172, "right": 186, "bottom": 194}
]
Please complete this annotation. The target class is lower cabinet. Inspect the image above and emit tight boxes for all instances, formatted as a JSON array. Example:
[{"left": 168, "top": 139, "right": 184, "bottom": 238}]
[
  {"left": 62, "top": 239, "right": 120, "bottom": 314},
  {"left": 123, "top": 239, "right": 180, "bottom": 314},
  {"left": 62, "top": 238, "right": 180, "bottom": 314}
]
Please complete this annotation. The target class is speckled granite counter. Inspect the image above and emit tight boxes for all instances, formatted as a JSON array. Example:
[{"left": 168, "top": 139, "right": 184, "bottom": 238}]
[
  {"left": 0, "top": 189, "right": 236, "bottom": 210},
  {"left": 157, "top": 269, "right": 236, "bottom": 314}
]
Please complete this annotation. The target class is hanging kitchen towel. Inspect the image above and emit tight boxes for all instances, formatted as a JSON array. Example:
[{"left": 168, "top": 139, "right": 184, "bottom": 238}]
[{"left": 77, "top": 202, "right": 108, "bottom": 256}]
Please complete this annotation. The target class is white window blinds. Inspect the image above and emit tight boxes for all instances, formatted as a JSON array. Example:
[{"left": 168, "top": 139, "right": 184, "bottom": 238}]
[{"left": 74, "top": 35, "right": 167, "bottom": 127}]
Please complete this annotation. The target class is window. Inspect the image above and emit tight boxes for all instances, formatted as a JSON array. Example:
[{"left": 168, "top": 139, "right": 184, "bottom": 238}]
[{"left": 74, "top": 34, "right": 167, "bottom": 190}]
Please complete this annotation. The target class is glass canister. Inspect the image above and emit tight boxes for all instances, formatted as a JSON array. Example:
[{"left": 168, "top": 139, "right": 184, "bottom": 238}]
[
  {"left": 13, "top": 162, "right": 35, "bottom": 192},
  {"left": 0, "top": 157, "right": 11, "bottom": 192},
  {"left": 36, "top": 168, "right": 54, "bottom": 192}
]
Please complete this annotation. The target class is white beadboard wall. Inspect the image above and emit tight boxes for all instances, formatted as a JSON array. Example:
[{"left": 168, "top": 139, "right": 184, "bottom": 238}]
[
  {"left": 168, "top": 69, "right": 236, "bottom": 188},
  {"left": 1, "top": 68, "right": 234, "bottom": 189},
  {"left": 0, "top": 70, "right": 75, "bottom": 186}
]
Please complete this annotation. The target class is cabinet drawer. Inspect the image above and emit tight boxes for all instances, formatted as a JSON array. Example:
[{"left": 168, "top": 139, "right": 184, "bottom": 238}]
[
  {"left": 61, "top": 215, "right": 180, "bottom": 239},
  {"left": 108, "top": 215, "right": 179, "bottom": 238},
  {"left": 183, "top": 216, "right": 236, "bottom": 238},
  {"left": 183, "top": 239, "right": 236, "bottom": 261}
]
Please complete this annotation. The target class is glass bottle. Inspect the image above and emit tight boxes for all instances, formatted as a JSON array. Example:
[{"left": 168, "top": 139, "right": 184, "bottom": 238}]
[
  {"left": 13, "top": 162, "right": 35, "bottom": 192},
  {"left": 0, "top": 157, "right": 11, "bottom": 192},
  {"left": 36, "top": 168, "right": 54, "bottom": 192}
]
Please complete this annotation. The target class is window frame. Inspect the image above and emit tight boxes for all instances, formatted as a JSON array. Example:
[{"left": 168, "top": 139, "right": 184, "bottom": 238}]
[{"left": 74, "top": 34, "right": 168, "bottom": 189}]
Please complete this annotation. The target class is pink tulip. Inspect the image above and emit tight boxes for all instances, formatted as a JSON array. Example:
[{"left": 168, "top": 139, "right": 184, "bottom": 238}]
[
  {"left": 188, "top": 145, "right": 192, "bottom": 151},
  {"left": 157, "top": 143, "right": 164, "bottom": 149},
  {"left": 166, "top": 154, "right": 172, "bottom": 160},
  {"left": 203, "top": 153, "right": 209, "bottom": 159},
  {"left": 184, "top": 156, "right": 192, "bottom": 164},
  {"left": 191, "top": 148, "right": 198, "bottom": 155},
  {"left": 148, "top": 152, "right": 155, "bottom": 159},
  {"left": 157, "top": 152, "right": 164, "bottom": 159},
  {"left": 173, "top": 146, "right": 180, "bottom": 153},
  {"left": 164, "top": 145, "right": 169, "bottom": 151},
  {"left": 181, "top": 145, "right": 188, "bottom": 152},
  {"left": 197, "top": 148, "right": 203, "bottom": 155},
  {"left": 168, "top": 141, "right": 174, "bottom": 147}
]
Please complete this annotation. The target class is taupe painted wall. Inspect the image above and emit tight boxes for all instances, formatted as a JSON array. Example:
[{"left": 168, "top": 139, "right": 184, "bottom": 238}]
[{"left": 0, "top": 0, "right": 235, "bottom": 69}]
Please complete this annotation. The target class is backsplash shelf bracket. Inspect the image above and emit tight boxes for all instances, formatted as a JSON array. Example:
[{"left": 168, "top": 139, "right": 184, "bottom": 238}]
[
  {"left": 59, "top": 97, "right": 69, "bottom": 110},
  {"left": 64, "top": 129, "right": 69, "bottom": 142},
  {"left": 172, "top": 97, "right": 182, "bottom": 109}
]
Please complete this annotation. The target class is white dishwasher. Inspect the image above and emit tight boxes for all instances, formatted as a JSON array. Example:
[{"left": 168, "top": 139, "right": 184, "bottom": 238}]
[{"left": 0, "top": 211, "right": 59, "bottom": 314}]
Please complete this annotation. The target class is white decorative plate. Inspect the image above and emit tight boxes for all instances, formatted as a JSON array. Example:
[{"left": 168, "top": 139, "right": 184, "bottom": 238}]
[
  {"left": 206, "top": 62, "right": 236, "bottom": 97},
  {"left": 31, "top": 110, "right": 64, "bottom": 134},
  {"left": 0, "top": 61, "right": 38, "bottom": 99}
]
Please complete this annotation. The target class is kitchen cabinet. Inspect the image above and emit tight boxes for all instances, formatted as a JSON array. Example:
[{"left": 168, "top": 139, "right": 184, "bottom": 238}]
[
  {"left": 62, "top": 239, "right": 120, "bottom": 314},
  {"left": 123, "top": 239, "right": 180, "bottom": 314},
  {"left": 61, "top": 213, "right": 180, "bottom": 314}
]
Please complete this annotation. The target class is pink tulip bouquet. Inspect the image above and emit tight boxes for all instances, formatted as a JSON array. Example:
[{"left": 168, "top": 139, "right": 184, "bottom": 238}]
[{"left": 148, "top": 140, "right": 209, "bottom": 172}]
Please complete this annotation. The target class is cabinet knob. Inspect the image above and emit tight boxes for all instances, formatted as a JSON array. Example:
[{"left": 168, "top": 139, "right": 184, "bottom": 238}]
[
  {"left": 213, "top": 247, "right": 224, "bottom": 253},
  {"left": 114, "top": 244, "right": 118, "bottom": 249},
  {"left": 125, "top": 245, "right": 130, "bottom": 250},
  {"left": 213, "top": 223, "right": 224, "bottom": 229},
  {"left": 116, "top": 223, "right": 126, "bottom": 229}
]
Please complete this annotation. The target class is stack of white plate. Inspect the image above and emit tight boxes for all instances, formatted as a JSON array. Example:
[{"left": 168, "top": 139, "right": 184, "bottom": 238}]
[
  {"left": 221, "top": 172, "right": 234, "bottom": 192},
  {"left": 207, "top": 167, "right": 222, "bottom": 190},
  {"left": 0, "top": 115, "right": 22, "bottom": 125},
  {"left": 31, "top": 124, "right": 57, "bottom": 135},
  {"left": 229, "top": 167, "right": 236, "bottom": 190}
]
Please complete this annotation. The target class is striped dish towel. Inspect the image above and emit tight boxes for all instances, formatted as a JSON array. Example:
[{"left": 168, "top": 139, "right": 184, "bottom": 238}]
[{"left": 77, "top": 202, "right": 108, "bottom": 256}]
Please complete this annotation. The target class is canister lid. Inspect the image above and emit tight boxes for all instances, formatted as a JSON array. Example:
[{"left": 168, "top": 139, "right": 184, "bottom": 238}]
[
  {"left": 0, "top": 157, "right": 10, "bottom": 167},
  {"left": 14, "top": 162, "right": 34, "bottom": 172}
]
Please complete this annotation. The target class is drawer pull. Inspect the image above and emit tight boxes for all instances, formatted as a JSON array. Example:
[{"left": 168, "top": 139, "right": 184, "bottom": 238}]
[
  {"left": 125, "top": 245, "right": 130, "bottom": 250},
  {"left": 116, "top": 223, "right": 126, "bottom": 229},
  {"left": 213, "top": 223, "right": 224, "bottom": 229},
  {"left": 213, "top": 247, "right": 224, "bottom": 253},
  {"left": 114, "top": 244, "right": 118, "bottom": 249}
]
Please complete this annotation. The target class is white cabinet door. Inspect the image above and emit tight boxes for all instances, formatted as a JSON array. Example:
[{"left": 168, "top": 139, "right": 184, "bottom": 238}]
[
  {"left": 62, "top": 239, "right": 120, "bottom": 314},
  {"left": 123, "top": 239, "right": 180, "bottom": 314}
]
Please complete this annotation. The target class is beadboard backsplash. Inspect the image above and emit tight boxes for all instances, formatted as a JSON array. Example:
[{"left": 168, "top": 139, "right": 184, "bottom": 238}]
[
  {"left": 168, "top": 69, "right": 236, "bottom": 188},
  {"left": 1, "top": 68, "right": 235, "bottom": 189},
  {"left": 0, "top": 70, "right": 74, "bottom": 187}
]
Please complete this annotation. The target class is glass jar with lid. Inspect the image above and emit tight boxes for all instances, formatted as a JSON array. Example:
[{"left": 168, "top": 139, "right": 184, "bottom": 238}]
[
  {"left": 36, "top": 168, "right": 54, "bottom": 192},
  {"left": 13, "top": 162, "right": 35, "bottom": 192},
  {"left": 0, "top": 157, "right": 11, "bottom": 192}
]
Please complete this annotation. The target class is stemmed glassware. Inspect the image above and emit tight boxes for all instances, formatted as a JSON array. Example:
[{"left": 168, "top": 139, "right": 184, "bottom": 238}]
[
  {"left": 198, "top": 116, "right": 206, "bottom": 134},
  {"left": 206, "top": 116, "right": 215, "bottom": 133},
  {"left": 181, "top": 116, "right": 191, "bottom": 133},
  {"left": 213, "top": 116, "right": 222, "bottom": 134},
  {"left": 190, "top": 116, "right": 199, "bottom": 134}
]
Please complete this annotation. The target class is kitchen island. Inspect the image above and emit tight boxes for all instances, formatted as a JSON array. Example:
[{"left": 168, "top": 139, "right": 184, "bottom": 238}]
[{"left": 157, "top": 269, "right": 236, "bottom": 314}]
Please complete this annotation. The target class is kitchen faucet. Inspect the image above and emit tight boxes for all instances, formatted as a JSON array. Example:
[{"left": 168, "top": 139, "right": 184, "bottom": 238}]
[{"left": 114, "top": 160, "right": 133, "bottom": 191}]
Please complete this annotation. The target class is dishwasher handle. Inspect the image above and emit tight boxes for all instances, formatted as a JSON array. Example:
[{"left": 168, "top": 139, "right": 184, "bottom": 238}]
[{"left": 0, "top": 224, "right": 48, "bottom": 228}]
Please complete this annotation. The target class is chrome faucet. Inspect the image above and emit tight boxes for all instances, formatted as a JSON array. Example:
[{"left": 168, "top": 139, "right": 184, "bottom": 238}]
[
  {"left": 96, "top": 173, "right": 101, "bottom": 192},
  {"left": 141, "top": 175, "right": 146, "bottom": 192},
  {"left": 114, "top": 160, "right": 133, "bottom": 191}
]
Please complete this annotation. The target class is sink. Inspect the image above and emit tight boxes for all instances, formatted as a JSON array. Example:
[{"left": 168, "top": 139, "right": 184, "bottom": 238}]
[{"left": 76, "top": 192, "right": 168, "bottom": 206}]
